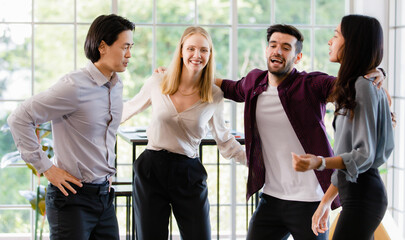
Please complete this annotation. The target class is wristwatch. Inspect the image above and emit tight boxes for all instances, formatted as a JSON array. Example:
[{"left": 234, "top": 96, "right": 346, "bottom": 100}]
[{"left": 316, "top": 156, "right": 326, "bottom": 171}]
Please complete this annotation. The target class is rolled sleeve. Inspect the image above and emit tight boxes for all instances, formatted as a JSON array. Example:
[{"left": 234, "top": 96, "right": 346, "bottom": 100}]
[
  {"left": 7, "top": 76, "right": 78, "bottom": 174},
  {"left": 7, "top": 111, "right": 53, "bottom": 174},
  {"left": 231, "top": 149, "right": 247, "bottom": 166},
  {"left": 20, "top": 146, "right": 53, "bottom": 174},
  {"left": 221, "top": 79, "right": 246, "bottom": 102},
  {"left": 333, "top": 77, "right": 385, "bottom": 183},
  {"left": 121, "top": 74, "right": 156, "bottom": 123},
  {"left": 209, "top": 95, "right": 247, "bottom": 166},
  {"left": 340, "top": 152, "right": 357, "bottom": 181}
]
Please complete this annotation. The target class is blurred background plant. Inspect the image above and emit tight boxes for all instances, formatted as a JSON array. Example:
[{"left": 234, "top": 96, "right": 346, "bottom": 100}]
[{"left": 1, "top": 121, "right": 53, "bottom": 240}]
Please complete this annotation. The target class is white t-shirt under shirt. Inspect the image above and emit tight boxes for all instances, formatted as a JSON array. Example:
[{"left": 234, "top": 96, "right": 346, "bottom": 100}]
[
  {"left": 256, "top": 84, "right": 324, "bottom": 202},
  {"left": 122, "top": 72, "right": 246, "bottom": 165}
]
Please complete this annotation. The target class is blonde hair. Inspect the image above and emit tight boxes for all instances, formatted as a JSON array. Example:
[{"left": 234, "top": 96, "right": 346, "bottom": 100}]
[{"left": 161, "top": 26, "right": 215, "bottom": 103}]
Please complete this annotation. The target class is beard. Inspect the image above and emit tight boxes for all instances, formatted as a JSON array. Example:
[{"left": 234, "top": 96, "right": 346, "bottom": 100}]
[{"left": 267, "top": 56, "right": 295, "bottom": 77}]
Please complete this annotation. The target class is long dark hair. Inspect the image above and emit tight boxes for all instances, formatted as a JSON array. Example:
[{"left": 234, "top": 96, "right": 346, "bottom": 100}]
[{"left": 331, "top": 14, "right": 383, "bottom": 119}]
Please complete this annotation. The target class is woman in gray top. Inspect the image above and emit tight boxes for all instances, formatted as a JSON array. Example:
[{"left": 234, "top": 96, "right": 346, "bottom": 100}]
[{"left": 291, "top": 14, "right": 394, "bottom": 240}]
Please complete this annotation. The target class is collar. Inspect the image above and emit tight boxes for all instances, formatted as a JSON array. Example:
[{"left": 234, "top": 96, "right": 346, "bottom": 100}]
[
  {"left": 277, "top": 68, "right": 298, "bottom": 89},
  {"left": 258, "top": 71, "right": 269, "bottom": 87},
  {"left": 86, "top": 61, "right": 119, "bottom": 87},
  {"left": 259, "top": 68, "right": 298, "bottom": 90}
]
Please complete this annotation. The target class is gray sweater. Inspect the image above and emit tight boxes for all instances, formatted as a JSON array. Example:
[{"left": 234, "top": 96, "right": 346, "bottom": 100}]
[{"left": 331, "top": 76, "right": 394, "bottom": 186}]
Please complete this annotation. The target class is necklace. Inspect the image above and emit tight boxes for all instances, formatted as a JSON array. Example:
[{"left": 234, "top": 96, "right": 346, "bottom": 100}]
[{"left": 177, "top": 88, "right": 198, "bottom": 96}]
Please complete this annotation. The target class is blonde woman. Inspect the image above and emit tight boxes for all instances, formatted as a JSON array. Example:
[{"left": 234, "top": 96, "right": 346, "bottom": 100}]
[{"left": 122, "top": 26, "right": 246, "bottom": 240}]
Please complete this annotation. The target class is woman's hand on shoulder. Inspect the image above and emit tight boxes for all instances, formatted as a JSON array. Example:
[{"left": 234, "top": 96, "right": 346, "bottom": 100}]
[{"left": 154, "top": 66, "right": 167, "bottom": 74}]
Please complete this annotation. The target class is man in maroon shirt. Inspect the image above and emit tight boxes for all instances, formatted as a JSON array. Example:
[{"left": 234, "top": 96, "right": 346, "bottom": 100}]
[{"left": 217, "top": 24, "right": 383, "bottom": 240}]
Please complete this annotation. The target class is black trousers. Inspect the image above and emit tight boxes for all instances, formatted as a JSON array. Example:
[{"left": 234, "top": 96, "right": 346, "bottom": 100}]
[
  {"left": 332, "top": 168, "right": 387, "bottom": 240},
  {"left": 247, "top": 193, "right": 328, "bottom": 240},
  {"left": 133, "top": 149, "right": 211, "bottom": 240},
  {"left": 45, "top": 182, "right": 119, "bottom": 240}
]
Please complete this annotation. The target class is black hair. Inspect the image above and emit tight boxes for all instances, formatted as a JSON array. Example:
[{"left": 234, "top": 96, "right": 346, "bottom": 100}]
[
  {"left": 267, "top": 24, "right": 304, "bottom": 54},
  {"left": 84, "top": 14, "right": 135, "bottom": 63}
]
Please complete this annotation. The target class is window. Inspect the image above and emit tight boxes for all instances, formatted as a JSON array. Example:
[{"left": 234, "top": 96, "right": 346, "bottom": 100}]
[
  {"left": 0, "top": 0, "right": 347, "bottom": 239},
  {"left": 388, "top": 0, "right": 405, "bottom": 238}
]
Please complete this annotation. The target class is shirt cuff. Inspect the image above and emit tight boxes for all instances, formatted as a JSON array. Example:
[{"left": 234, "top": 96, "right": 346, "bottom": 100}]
[
  {"left": 21, "top": 149, "right": 53, "bottom": 174},
  {"left": 231, "top": 149, "right": 247, "bottom": 166},
  {"left": 340, "top": 152, "right": 359, "bottom": 183}
]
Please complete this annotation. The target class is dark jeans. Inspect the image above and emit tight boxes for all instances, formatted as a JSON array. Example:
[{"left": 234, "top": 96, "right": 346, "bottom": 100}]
[
  {"left": 133, "top": 149, "right": 211, "bottom": 240},
  {"left": 46, "top": 182, "right": 119, "bottom": 240},
  {"left": 332, "top": 168, "right": 387, "bottom": 240},
  {"left": 247, "top": 193, "right": 328, "bottom": 240}
]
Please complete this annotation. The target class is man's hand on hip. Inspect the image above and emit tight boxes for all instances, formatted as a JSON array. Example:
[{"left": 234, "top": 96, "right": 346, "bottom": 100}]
[{"left": 43, "top": 165, "right": 83, "bottom": 196}]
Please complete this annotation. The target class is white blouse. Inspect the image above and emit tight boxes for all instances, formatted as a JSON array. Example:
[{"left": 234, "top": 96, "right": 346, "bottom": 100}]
[{"left": 122, "top": 73, "right": 246, "bottom": 165}]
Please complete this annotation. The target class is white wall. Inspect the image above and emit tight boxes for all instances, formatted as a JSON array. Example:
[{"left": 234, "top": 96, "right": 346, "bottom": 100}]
[{"left": 352, "top": 0, "right": 390, "bottom": 77}]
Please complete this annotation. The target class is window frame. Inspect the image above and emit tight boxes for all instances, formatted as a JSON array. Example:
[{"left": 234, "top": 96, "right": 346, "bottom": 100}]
[{"left": 10, "top": 0, "right": 405, "bottom": 239}]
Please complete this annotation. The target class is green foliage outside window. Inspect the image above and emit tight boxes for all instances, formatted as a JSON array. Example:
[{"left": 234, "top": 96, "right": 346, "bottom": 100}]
[
  {"left": 1, "top": 122, "right": 52, "bottom": 239},
  {"left": 0, "top": 0, "right": 346, "bottom": 237}
]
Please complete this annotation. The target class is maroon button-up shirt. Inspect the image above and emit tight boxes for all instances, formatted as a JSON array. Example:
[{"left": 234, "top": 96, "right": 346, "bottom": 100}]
[{"left": 221, "top": 68, "right": 340, "bottom": 209}]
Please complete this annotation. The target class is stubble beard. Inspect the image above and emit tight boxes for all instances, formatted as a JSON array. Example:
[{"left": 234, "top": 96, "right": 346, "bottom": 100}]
[{"left": 267, "top": 57, "right": 295, "bottom": 77}]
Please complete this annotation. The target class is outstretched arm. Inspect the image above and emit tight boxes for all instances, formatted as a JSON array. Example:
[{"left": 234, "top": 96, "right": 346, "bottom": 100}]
[
  {"left": 209, "top": 97, "right": 247, "bottom": 166},
  {"left": 121, "top": 74, "right": 156, "bottom": 123},
  {"left": 291, "top": 153, "right": 345, "bottom": 171},
  {"left": 326, "top": 68, "right": 385, "bottom": 103},
  {"left": 383, "top": 87, "right": 397, "bottom": 128},
  {"left": 364, "top": 68, "right": 385, "bottom": 89},
  {"left": 215, "top": 78, "right": 223, "bottom": 87}
]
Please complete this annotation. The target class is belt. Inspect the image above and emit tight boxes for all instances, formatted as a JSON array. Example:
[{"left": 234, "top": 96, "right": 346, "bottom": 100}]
[
  {"left": 74, "top": 182, "right": 109, "bottom": 195},
  {"left": 152, "top": 149, "right": 199, "bottom": 161}
]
